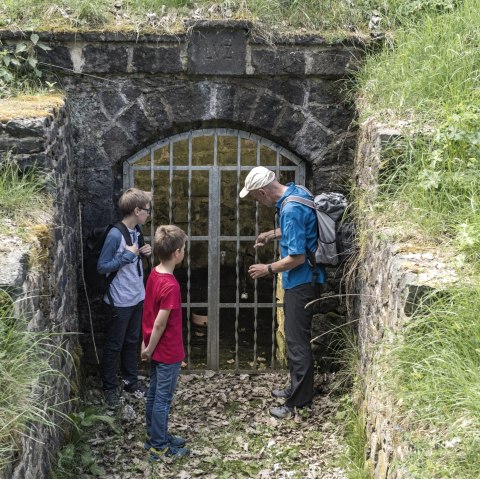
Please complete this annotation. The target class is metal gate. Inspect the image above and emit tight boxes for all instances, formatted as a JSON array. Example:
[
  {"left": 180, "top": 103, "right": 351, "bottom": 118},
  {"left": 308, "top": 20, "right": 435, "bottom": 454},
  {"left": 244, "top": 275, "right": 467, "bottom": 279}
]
[{"left": 124, "top": 129, "right": 305, "bottom": 372}]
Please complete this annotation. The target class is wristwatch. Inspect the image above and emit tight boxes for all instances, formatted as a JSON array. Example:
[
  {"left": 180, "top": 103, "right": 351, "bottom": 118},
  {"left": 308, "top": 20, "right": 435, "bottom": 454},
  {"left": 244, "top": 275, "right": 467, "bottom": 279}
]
[{"left": 267, "top": 264, "right": 274, "bottom": 275}]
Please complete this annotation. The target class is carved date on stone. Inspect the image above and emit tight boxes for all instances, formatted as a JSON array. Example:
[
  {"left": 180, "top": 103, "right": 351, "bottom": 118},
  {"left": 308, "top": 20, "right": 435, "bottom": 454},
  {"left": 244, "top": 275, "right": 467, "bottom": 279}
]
[{"left": 188, "top": 29, "right": 246, "bottom": 75}]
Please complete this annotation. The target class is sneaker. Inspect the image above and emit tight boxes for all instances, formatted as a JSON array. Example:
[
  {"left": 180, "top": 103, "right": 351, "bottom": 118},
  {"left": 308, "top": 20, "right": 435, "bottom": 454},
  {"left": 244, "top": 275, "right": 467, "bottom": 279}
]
[
  {"left": 144, "top": 434, "right": 186, "bottom": 450},
  {"left": 269, "top": 405, "right": 294, "bottom": 419},
  {"left": 123, "top": 380, "right": 146, "bottom": 398},
  {"left": 149, "top": 445, "right": 190, "bottom": 461},
  {"left": 271, "top": 388, "right": 291, "bottom": 399},
  {"left": 168, "top": 433, "right": 186, "bottom": 448},
  {"left": 104, "top": 389, "right": 120, "bottom": 408}
]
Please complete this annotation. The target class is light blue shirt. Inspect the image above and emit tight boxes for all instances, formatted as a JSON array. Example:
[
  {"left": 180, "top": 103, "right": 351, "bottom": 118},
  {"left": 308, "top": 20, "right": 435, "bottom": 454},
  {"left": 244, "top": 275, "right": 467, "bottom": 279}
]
[{"left": 97, "top": 226, "right": 145, "bottom": 307}]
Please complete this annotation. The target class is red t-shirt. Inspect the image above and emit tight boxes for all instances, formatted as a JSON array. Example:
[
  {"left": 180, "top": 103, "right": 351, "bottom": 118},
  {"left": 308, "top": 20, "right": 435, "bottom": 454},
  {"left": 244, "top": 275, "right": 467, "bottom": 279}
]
[{"left": 142, "top": 269, "right": 185, "bottom": 364}]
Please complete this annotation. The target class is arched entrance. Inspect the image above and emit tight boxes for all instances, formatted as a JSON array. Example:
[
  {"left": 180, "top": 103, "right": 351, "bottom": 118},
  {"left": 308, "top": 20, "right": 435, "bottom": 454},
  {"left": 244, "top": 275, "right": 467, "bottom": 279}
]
[{"left": 124, "top": 129, "right": 305, "bottom": 371}]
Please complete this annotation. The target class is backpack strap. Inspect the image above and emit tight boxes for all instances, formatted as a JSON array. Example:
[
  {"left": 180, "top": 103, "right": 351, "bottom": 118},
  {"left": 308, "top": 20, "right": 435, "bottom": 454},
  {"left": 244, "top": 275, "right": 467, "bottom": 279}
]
[
  {"left": 114, "top": 221, "right": 134, "bottom": 246},
  {"left": 104, "top": 222, "right": 142, "bottom": 307},
  {"left": 135, "top": 224, "right": 152, "bottom": 275},
  {"left": 279, "top": 193, "right": 318, "bottom": 286},
  {"left": 281, "top": 195, "right": 315, "bottom": 211}
]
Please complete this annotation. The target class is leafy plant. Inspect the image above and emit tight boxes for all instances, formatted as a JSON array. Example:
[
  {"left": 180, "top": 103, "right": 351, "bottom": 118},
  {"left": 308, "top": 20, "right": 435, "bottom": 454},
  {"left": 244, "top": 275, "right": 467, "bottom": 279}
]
[
  {"left": 0, "top": 33, "right": 51, "bottom": 97},
  {"left": 53, "top": 408, "right": 120, "bottom": 478}
]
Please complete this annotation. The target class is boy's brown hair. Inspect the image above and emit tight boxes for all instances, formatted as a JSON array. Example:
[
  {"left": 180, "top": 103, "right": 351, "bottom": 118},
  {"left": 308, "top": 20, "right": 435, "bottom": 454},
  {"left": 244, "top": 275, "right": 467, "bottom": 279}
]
[
  {"left": 154, "top": 225, "right": 187, "bottom": 261},
  {"left": 118, "top": 188, "right": 152, "bottom": 216}
]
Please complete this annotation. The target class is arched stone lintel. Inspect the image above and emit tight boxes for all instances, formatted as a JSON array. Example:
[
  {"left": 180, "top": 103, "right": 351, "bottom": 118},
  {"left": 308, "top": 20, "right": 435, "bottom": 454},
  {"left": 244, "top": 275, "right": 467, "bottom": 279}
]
[{"left": 95, "top": 80, "right": 348, "bottom": 170}]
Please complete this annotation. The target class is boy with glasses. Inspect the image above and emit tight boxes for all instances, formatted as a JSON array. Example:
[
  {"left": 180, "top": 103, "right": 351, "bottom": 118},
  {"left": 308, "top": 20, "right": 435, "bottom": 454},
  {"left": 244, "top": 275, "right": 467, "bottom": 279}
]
[{"left": 97, "top": 188, "right": 152, "bottom": 407}]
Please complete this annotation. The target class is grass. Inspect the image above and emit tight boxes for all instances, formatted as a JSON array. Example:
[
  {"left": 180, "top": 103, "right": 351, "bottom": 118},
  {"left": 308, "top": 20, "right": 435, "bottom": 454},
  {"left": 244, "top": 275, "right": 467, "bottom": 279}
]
[
  {"left": 0, "top": 155, "right": 61, "bottom": 470},
  {"left": 0, "top": 290, "right": 64, "bottom": 469},
  {"left": 380, "top": 285, "right": 480, "bottom": 478},
  {"left": 0, "top": 0, "right": 468, "bottom": 35},
  {"left": 351, "top": 2, "right": 480, "bottom": 477},
  {"left": 354, "top": 0, "right": 480, "bottom": 269},
  {"left": 0, "top": 154, "right": 52, "bottom": 236},
  {"left": 356, "top": 0, "right": 480, "bottom": 125}
]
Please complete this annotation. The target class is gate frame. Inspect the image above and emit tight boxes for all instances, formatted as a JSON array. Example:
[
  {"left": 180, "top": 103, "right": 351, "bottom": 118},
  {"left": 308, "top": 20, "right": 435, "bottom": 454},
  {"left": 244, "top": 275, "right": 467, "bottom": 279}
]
[{"left": 123, "top": 128, "right": 306, "bottom": 371}]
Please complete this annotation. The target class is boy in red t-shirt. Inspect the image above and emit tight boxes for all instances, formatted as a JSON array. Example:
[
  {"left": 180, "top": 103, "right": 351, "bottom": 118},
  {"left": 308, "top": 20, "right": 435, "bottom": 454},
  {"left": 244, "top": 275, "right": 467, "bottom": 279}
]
[{"left": 141, "top": 225, "right": 189, "bottom": 460}]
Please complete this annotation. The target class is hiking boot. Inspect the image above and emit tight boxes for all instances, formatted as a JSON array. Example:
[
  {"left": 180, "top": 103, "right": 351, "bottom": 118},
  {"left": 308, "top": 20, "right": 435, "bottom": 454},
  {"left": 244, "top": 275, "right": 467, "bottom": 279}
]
[
  {"left": 104, "top": 389, "right": 120, "bottom": 408},
  {"left": 269, "top": 405, "right": 294, "bottom": 419},
  {"left": 149, "top": 445, "right": 190, "bottom": 462},
  {"left": 123, "top": 380, "right": 146, "bottom": 398},
  {"left": 271, "top": 388, "right": 291, "bottom": 399},
  {"left": 144, "top": 433, "right": 186, "bottom": 450}
]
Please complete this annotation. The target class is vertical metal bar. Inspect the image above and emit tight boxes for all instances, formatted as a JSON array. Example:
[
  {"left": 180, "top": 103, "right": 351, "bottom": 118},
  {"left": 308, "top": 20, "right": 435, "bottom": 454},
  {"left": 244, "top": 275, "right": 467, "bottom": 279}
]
[
  {"left": 187, "top": 134, "right": 192, "bottom": 370},
  {"left": 169, "top": 141, "right": 173, "bottom": 223},
  {"left": 207, "top": 167, "right": 220, "bottom": 370},
  {"left": 252, "top": 140, "right": 261, "bottom": 369},
  {"left": 150, "top": 150, "right": 155, "bottom": 262},
  {"left": 235, "top": 135, "right": 241, "bottom": 371},
  {"left": 271, "top": 150, "right": 281, "bottom": 370}
]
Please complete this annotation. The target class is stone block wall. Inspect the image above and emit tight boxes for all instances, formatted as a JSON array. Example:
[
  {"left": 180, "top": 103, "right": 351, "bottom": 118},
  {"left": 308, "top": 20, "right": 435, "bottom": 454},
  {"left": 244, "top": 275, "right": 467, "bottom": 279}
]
[
  {"left": 0, "top": 23, "right": 364, "bottom": 366},
  {"left": 0, "top": 23, "right": 364, "bottom": 232},
  {"left": 353, "top": 121, "right": 458, "bottom": 478},
  {"left": 0, "top": 102, "right": 79, "bottom": 479}
]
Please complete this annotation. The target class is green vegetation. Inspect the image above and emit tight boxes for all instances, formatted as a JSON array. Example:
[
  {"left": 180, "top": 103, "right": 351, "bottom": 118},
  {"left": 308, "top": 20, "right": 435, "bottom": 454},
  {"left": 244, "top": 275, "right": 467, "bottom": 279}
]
[
  {"left": 0, "top": 34, "right": 54, "bottom": 98},
  {"left": 337, "top": 396, "right": 369, "bottom": 479},
  {"left": 0, "top": 291, "right": 62, "bottom": 468},
  {"left": 0, "top": 155, "right": 52, "bottom": 233},
  {"left": 0, "top": 0, "right": 466, "bottom": 35},
  {"left": 0, "top": 157, "right": 59, "bottom": 471},
  {"left": 382, "top": 286, "right": 480, "bottom": 478},
  {"left": 353, "top": 0, "right": 480, "bottom": 477},
  {"left": 53, "top": 408, "right": 119, "bottom": 478}
]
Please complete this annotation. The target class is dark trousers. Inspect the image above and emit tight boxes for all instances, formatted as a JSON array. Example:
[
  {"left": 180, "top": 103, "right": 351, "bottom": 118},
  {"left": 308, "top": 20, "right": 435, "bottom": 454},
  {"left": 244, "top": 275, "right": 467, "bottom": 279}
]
[
  {"left": 101, "top": 301, "right": 143, "bottom": 391},
  {"left": 283, "top": 283, "right": 318, "bottom": 408}
]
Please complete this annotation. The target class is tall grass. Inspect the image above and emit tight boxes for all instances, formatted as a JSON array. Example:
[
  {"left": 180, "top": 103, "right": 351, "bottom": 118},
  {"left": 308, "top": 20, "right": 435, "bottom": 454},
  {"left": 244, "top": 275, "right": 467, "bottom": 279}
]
[
  {"left": 357, "top": 0, "right": 480, "bottom": 124},
  {"left": 0, "top": 155, "right": 51, "bottom": 227},
  {"left": 385, "top": 286, "right": 480, "bottom": 477},
  {"left": 356, "top": 0, "right": 480, "bottom": 268},
  {"left": 0, "top": 290, "right": 63, "bottom": 468},
  {"left": 0, "top": 0, "right": 469, "bottom": 34},
  {"left": 352, "top": 1, "right": 480, "bottom": 477}
]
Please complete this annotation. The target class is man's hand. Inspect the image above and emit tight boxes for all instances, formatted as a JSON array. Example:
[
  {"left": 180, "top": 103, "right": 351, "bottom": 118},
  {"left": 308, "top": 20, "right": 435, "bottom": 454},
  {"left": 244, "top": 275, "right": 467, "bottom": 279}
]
[
  {"left": 254, "top": 232, "right": 270, "bottom": 249},
  {"left": 248, "top": 263, "right": 270, "bottom": 279}
]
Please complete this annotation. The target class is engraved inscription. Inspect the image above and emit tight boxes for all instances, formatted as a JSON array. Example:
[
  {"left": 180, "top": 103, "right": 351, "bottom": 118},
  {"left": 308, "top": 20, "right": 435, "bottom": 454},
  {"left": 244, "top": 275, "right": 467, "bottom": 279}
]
[
  {"left": 188, "top": 30, "right": 246, "bottom": 75},
  {"left": 204, "top": 39, "right": 233, "bottom": 62}
]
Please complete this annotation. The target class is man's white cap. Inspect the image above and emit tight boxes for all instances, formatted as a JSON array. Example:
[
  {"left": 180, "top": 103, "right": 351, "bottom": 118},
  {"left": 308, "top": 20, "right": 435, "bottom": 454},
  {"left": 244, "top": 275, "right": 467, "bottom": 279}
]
[{"left": 239, "top": 167, "right": 276, "bottom": 198}]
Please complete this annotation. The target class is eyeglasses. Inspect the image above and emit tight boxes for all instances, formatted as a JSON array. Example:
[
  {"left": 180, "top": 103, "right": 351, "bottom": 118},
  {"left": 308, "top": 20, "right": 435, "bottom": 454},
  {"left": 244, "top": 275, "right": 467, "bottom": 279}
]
[{"left": 140, "top": 208, "right": 151, "bottom": 215}]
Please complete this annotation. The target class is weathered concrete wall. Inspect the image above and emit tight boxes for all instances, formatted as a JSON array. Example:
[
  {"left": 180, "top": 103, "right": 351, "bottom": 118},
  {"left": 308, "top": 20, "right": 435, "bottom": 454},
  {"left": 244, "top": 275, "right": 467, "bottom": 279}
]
[
  {"left": 353, "top": 121, "right": 458, "bottom": 479},
  {"left": 0, "top": 103, "right": 79, "bottom": 479}
]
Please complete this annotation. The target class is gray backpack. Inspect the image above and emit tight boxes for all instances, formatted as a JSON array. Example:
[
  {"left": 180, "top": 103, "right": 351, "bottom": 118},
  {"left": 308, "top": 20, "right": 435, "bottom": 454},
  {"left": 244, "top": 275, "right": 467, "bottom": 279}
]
[{"left": 281, "top": 187, "right": 353, "bottom": 267}]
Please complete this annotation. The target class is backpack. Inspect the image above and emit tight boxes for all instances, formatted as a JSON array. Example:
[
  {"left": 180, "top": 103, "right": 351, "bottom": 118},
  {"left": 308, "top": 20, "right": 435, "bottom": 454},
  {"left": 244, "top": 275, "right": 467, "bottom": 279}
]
[
  {"left": 83, "top": 222, "right": 145, "bottom": 300},
  {"left": 281, "top": 187, "right": 354, "bottom": 267}
]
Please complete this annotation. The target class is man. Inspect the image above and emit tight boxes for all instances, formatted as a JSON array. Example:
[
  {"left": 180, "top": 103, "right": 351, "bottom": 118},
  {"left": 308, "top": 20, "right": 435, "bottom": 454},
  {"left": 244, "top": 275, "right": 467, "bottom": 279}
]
[{"left": 240, "top": 166, "right": 325, "bottom": 419}]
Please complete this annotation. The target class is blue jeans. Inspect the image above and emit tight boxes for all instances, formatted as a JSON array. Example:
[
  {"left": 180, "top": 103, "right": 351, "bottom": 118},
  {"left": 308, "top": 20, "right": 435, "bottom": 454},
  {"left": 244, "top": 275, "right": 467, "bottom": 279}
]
[
  {"left": 101, "top": 301, "right": 143, "bottom": 391},
  {"left": 146, "top": 360, "right": 181, "bottom": 449}
]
